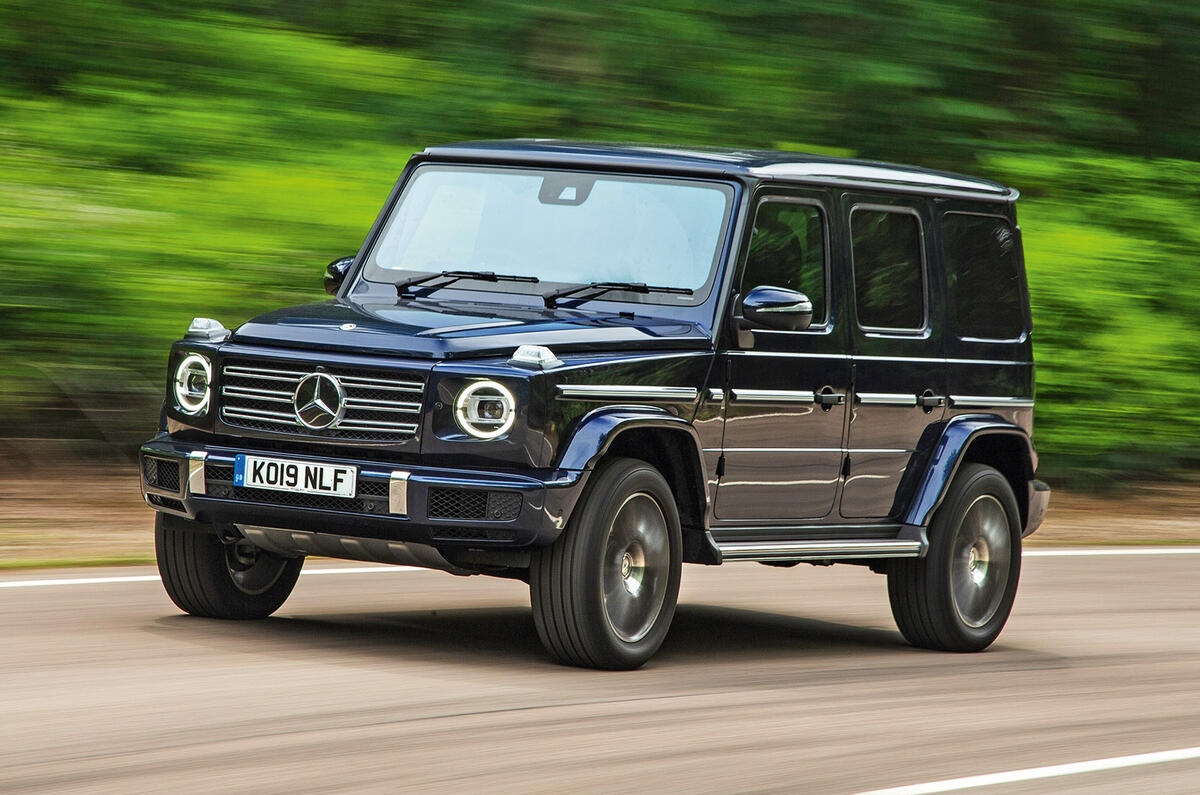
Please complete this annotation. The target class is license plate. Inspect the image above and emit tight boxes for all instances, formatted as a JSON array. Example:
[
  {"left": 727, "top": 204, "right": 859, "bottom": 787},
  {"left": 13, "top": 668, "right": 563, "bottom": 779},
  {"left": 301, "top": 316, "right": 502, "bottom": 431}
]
[{"left": 234, "top": 455, "right": 356, "bottom": 498}]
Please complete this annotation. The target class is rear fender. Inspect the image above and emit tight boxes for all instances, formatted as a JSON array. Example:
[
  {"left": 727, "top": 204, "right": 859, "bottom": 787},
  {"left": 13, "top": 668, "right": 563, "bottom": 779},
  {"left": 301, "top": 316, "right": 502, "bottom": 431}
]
[{"left": 898, "top": 416, "right": 1038, "bottom": 542}]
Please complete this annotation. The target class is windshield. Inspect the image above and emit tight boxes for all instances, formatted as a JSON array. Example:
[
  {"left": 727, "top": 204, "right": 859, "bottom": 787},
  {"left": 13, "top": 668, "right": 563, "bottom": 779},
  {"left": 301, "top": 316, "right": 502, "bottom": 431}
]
[{"left": 361, "top": 165, "right": 735, "bottom": 305}]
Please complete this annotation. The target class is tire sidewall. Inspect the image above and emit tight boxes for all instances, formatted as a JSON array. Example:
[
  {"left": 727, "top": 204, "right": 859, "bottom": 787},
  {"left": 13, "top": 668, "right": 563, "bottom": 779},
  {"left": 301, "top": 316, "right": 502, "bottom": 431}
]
[
  {"left": 926, "top": 464, "right": 1022, "bottom": 650},
  {"left": 572, "top": 459, "right": 683, "bottom": 668}
]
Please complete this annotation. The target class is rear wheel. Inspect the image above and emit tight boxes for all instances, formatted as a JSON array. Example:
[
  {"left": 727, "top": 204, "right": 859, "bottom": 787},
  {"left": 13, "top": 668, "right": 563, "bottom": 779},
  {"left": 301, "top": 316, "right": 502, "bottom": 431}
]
[
  {"left": 887, "top": 463, "right": 1022, "bottom": 651},
  {"left": 530, "top": 457, "right": 682, "bottom": 669},
  {"left": 155, "top": 513, "right": 304, "bottom": 619}
]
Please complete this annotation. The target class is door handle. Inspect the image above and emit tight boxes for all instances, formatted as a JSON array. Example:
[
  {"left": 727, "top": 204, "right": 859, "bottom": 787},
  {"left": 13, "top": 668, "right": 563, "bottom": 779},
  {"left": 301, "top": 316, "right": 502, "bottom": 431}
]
[
  {"left": 815, "top": 390, "right": 846, "bottom": 407},
  {"left": 917, "top": 393, "right": 945, "bottom": 408}
]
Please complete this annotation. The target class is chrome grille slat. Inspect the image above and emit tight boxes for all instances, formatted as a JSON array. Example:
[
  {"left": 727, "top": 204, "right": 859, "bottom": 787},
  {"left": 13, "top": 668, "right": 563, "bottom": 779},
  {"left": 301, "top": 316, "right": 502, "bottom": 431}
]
[
  {"left": 220, "top": 360, "right": 425, "bottom": 443},
  {"left": 343, "top": 398, "right": 422, "bottom": 412},
  {"left": 223, "top": 406, "right": 300, "bottom": 422}
]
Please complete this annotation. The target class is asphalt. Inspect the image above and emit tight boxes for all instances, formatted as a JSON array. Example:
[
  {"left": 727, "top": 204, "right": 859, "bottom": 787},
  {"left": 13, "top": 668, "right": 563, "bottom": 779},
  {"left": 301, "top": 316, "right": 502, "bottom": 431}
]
[{"left": 3, "top": 551, "right": 1200, "bottom": 794}]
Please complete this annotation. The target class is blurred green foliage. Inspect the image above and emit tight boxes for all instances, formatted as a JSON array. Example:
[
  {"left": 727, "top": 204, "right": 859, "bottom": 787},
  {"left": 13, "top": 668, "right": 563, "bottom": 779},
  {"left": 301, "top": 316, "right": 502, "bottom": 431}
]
[{"left": 1, "top": 1, "right": 1198, "bottom": 485}]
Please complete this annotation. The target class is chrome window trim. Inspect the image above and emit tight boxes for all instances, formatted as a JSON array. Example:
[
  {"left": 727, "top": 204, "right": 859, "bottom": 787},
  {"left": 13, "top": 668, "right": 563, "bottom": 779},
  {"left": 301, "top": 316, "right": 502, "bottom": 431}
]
[
  {"left": 730, "top": 389, "right": 815, "bottom": 404},
  {"left": 848, "top": 203, "right": 930, "bottom": 335},
  {"left": 556, "top": 385, "right": 699, "bottom": 402},
  {"left": 739, "top": 194, "right": 833, "bottom": 332}
]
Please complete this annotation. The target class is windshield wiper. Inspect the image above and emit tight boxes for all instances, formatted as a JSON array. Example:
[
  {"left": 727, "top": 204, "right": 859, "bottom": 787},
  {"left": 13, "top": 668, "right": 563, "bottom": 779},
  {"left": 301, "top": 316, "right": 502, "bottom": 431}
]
[
  {"left": 396, "top": 270, "right": 539, "bottom": 298},
  {"left": 543, "top": 281, "right": 693, "bottom": 308}
]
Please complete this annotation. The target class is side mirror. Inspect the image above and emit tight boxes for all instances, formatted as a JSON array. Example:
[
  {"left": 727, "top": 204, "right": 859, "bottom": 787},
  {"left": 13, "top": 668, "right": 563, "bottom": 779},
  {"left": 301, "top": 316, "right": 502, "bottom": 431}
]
[
  {"left": 324, "top": 256, "right": 355, "bottom": 296},
  {"left": 740, "top": 285, "right": 813, "bottom": 331}
]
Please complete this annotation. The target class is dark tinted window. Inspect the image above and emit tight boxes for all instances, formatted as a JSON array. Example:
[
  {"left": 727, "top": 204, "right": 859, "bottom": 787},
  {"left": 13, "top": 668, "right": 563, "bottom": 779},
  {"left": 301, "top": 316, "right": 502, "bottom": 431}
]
[
  {"left": 943, "top": 213, "right": 1025, "bottom": 340},
  {"left": 742, "top": 201, "right": 827, "bottom": 324},
  {"left": 850, "top": 208, "right": 925, "bottom": 330}
]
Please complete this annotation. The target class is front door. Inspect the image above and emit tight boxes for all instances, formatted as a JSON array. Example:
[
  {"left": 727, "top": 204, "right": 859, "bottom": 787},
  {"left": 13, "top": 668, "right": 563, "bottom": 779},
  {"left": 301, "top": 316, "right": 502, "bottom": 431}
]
[
  {"left": 840, "top": 197, "right": 946, "bottom": 519},
  {"left": 715, "top": 191, "right": 850, "bottom": 521}
]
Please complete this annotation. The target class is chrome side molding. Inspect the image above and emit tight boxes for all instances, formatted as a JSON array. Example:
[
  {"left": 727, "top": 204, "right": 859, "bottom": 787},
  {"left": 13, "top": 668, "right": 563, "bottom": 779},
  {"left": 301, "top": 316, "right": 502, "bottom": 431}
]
[
  {"left": 730, "top": 389, "right": 816, "bottom": 404},
  {"left": 856, "top": 392, "right": 919, "bottom": 406},
  {"left": 715, "top": 538, "right": 923, "bottom": 561},
  {"left": 950, "top": 396, "right": 1035, "bottom": 408},
  {"left": 556, "top": 385, "right": 699, "bottom": 401}
]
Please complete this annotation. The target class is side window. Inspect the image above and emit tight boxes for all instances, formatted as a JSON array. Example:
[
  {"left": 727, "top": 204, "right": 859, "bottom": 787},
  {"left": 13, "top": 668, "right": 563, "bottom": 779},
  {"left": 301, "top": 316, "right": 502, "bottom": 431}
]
[
  {"left": 942, "top": 213, "right": 1025, "bottom": 340},
  {"left": 850, "top": 208, "right": 925, "bottom": 331},
  {"left": 741, "top": 200, "right": 827, "bottom": 325}
]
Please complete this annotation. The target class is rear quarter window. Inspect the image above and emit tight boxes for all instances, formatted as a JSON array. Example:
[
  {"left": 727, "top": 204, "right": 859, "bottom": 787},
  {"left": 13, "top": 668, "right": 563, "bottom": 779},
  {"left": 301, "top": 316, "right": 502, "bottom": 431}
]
[{"left": 942, "top": 213, "right": 1026, "bottom": 340}]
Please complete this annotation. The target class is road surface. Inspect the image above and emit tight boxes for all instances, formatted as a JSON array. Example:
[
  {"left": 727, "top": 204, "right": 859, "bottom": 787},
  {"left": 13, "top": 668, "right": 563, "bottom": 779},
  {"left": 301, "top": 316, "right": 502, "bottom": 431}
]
[{"left": 3, "top": 549, "right": 1200, "bottom": 793}]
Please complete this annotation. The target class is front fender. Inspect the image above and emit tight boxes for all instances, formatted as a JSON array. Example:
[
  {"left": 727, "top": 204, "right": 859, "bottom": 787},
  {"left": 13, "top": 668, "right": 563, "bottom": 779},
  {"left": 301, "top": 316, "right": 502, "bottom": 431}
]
[
  {"left": 556, "top": 405, "right": 703, "bottom": 472},
  {"left": 898, "top": 415, "right": 1037, "bottom": 534}
]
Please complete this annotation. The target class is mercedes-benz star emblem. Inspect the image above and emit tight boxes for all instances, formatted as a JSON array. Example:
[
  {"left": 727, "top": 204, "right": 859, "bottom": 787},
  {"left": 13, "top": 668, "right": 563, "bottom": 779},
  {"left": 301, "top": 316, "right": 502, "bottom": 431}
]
[{"left": 293, "top": 372, "right": 346, "bottom": 429}]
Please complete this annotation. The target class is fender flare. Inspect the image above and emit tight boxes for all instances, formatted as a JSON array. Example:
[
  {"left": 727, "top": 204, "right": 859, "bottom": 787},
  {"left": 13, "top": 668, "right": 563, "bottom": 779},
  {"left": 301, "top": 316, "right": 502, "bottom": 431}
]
[
  {"left": 556, "top": 405, "right": 706, "bottom": 473},
  {"left": 898, "top": 415, "right": 1037, "bottom": 536},
  {"left": 554, "top": 406, "right": 719, "bottom": 563}
]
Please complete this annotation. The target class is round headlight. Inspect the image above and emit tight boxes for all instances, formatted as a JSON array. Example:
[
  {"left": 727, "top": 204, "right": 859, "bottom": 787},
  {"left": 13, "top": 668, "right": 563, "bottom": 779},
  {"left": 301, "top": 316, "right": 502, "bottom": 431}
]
[
  {"left": 454, "top": 380, "right": 516, "bottom": 440},
  {"left": 174, "top": 353, "right": 212, "bottom": 415}
]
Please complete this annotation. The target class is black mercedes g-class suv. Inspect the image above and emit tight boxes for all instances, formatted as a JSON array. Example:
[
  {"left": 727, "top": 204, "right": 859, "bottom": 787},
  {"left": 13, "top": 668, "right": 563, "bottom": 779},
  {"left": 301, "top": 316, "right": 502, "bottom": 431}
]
[{"left": 142, "top": 140, "right": 1050, "bottom": 669}]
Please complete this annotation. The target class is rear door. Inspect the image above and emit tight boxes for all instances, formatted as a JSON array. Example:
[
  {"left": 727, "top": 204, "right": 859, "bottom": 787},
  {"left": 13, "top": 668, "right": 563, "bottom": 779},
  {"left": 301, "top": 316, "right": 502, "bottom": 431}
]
[
  {"left": 840, "top": 196, "right": 946, "bottom": 519},
  {"left": 715, "top": 189, "right": 850, "bottom": 521}
]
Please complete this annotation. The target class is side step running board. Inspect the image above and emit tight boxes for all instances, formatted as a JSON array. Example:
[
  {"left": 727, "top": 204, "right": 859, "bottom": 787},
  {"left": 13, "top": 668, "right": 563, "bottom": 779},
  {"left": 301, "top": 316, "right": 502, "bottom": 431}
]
[{"left": 715, "top": 539, "right": 923, "bottom": 562}]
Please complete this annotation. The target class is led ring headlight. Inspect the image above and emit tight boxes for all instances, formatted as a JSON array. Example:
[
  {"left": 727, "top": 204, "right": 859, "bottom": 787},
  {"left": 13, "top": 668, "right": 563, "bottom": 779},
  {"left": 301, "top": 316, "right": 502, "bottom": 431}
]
[
  {"left": 454, "top": 380, "right": 516, "bottom": 440},
  {"left": 173, "top": 353, "right": 212, "bottom": 415}
]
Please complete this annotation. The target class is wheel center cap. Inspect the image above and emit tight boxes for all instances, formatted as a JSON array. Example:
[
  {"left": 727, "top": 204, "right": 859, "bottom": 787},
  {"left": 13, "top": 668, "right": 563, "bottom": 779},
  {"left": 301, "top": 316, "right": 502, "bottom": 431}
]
[{"left": 620, "top": 552, "right": 633, "bottom": 579}]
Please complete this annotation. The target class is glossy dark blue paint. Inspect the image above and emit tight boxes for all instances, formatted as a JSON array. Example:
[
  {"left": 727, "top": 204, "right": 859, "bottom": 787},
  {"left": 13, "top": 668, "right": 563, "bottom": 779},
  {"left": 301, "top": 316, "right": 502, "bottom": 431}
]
[{"left": 144, "top": 140, "right": 1046, "bottom": 566}]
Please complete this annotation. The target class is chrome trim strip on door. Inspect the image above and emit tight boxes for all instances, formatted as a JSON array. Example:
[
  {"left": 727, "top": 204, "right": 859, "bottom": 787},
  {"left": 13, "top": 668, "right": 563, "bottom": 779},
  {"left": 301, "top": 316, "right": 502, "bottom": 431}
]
[
  {"left": 730, "top": 389, "right": 815, "bottom": 404},
  {"left": 707, "top": 388, "right": 725, "bottom": 402},
  {"left": 856, "top": 392, "right": 918, "bottom": 406},
  {"left": 556, "top": 385, "right": 699, "bottom": 401},
  {"left": 716, "top": 539, "right": 923, "bottom": 561},
  {"left": 950, "top": 396, "right": 1035, "bottom": 408},
  {"left": 727, "top": 351, "right": 1032, "bottom": 366}
]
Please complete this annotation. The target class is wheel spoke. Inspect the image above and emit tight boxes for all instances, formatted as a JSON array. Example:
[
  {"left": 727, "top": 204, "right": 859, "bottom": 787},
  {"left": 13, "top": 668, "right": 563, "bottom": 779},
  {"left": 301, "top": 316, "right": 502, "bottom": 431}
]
[
  {"left": 949, "top": 495, "right": 1012, "bottom": 628},
  {"left": 601, "top": 493, "right": 670, "bottom": 643}
]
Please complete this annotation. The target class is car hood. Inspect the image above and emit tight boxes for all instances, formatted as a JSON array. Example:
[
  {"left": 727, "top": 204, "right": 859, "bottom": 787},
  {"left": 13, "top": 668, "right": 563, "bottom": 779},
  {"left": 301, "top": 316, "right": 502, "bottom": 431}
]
[{"left": 231, "top": 299, "right": 712, "bottom": 359}]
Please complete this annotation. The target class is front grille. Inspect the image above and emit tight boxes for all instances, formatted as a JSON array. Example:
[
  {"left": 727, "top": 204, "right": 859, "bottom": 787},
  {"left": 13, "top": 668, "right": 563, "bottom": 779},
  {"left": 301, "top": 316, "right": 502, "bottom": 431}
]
[
  {"left": 219, "top": 360, "right": 425, "bottom": 443},
  {"left": 203, "top": 461, "right": 390, "bottom": 514},
  {"left": 427, "top": 488, "right": 522, "bottom": 521},
  {"left": 144, "top": 457, "right": 181, "bottom": 493}
]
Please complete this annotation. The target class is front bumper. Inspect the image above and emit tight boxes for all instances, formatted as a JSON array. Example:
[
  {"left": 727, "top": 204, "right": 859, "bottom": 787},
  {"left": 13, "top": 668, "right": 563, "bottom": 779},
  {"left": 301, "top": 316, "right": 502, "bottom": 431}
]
[{"left": 140, "top": 435, "right": 583, "bottom": 549}]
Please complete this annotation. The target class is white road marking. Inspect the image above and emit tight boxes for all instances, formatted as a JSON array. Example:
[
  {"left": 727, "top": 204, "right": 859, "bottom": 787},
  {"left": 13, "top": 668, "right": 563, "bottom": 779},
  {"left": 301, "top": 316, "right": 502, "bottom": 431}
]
[
  {"left": 1025, "top": 547, "right": 1200, "bottom": 557},
  {"left": 0, "top": 547, "right": 1197, "bottom": 589},
  {"left": 854, "top": 745, "right": 1200, "bottom": 794},
  {"left": 0, "top": 565, "right": 416, "bottom": 589}
]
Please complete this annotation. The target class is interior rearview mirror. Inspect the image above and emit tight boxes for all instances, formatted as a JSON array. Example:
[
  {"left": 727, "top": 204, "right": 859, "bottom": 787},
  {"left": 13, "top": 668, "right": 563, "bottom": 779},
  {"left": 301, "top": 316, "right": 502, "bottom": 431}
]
[
  {"left": 324, "top": 256, "right": 355, "bottom": 296},
  {"left": 740, "top": 285, "right": 813, "bottom": 331}
]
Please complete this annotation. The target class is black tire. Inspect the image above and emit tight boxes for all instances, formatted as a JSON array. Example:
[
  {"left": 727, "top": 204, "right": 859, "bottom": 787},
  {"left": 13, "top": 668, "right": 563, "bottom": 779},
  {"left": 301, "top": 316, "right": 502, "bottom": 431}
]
[
  {"left": 888, "top": 463, "right": 1022, "bottom": 652},
  {"left": 530, "top": 457, "right": 683, "bottom": 669},
  {"left": 155, "top": 513, "right": 304, "bottom": 620}
]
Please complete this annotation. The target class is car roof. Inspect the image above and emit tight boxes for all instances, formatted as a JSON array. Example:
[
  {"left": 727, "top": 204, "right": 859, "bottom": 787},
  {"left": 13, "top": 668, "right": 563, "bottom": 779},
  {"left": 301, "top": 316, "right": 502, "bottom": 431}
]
[{"left": 420, "top": 139, "right": 1018, "bottom": 202}]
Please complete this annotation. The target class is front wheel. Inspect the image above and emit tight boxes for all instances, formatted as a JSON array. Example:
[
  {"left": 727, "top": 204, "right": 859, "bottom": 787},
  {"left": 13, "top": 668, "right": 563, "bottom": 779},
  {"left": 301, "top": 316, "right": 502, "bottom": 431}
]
[
  {"left": 530, "top": 457, "right": 682, "bottom": 669},
  {"left": 887, "top": 463, "right": 1022, "bottom": 652},
  {"left": 155, "top": 513, "right": 304, "bottom": 620}
]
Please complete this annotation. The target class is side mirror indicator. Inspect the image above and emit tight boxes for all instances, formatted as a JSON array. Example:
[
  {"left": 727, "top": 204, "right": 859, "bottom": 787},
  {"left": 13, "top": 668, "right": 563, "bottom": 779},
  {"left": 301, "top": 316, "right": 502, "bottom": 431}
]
[
  {"left": 740, "top": 285, "right": 813, "bottom": 331},
  {"left": 324, "top": 256, "right": 355, "bottom": 296}
]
